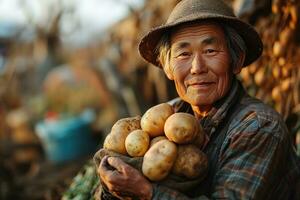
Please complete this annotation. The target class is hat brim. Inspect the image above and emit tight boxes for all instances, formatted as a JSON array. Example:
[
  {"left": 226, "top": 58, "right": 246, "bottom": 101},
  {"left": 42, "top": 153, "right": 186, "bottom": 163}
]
[{"left": 139, "top": 13, "right": 263, "bottom": 68}]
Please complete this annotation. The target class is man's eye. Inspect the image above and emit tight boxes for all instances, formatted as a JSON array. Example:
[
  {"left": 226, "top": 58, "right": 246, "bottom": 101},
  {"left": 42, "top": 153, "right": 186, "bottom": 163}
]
[
  {"left": 204, "top": 49, "right": 217, "bottom": 54},
  {"left": 177, "top": 52, "right": 191, "bottom": 58}
]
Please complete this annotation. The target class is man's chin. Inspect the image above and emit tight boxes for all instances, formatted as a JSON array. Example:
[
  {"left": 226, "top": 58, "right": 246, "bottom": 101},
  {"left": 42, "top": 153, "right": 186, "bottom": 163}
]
[
  {"left": 185, "top": 95, "right": 213, "bottom": 106},
  {"left": 188, "top": 100, "right": 213, "bottom": 109}
]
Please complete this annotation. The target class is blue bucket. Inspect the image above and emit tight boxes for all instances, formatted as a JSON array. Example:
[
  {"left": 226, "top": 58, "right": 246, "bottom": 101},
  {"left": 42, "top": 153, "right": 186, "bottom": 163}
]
[{"left": 35, "top": 110, "right": 98, "bottom": 163}]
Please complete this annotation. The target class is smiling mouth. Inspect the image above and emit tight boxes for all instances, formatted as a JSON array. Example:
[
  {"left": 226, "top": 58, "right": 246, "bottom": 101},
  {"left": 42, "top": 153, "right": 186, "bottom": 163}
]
[{"left": 189, "top": 82, "right": 215, "bottom": 87}]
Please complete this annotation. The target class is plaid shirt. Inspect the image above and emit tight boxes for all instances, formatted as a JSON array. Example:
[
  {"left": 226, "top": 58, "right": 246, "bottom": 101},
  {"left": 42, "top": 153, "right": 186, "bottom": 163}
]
[{"left": 152, "top": 79, "right": 300, "bottom": 200}]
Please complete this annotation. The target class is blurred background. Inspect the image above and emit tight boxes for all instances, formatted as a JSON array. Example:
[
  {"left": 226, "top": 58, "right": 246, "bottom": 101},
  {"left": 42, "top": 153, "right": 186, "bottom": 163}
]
[{"left": 0, "top": 0, "right": 299, "bottom": 199}]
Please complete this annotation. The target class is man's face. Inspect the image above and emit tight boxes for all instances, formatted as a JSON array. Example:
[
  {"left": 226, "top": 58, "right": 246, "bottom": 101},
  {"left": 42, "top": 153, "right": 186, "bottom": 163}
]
[{"left": 168, "top": 22, "right": 232, "bottom": 110}]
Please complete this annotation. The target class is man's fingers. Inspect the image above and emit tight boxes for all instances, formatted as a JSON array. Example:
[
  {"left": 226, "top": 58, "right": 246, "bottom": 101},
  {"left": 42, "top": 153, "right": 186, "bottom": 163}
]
[
  {"left": 99, "top": 156, "right": 110, "bottom": 171},
  {"left": 99, "top": 156, "right": 118, "bottom": 179},
  {"left": 107, "top": 157, "right": 129, "bottom": 172}
]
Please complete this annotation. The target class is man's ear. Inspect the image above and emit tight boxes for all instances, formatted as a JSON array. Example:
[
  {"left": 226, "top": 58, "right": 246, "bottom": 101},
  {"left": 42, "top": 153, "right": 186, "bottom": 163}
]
[{"left": 233, "top": 53, "right": 245, "bottom": 74}]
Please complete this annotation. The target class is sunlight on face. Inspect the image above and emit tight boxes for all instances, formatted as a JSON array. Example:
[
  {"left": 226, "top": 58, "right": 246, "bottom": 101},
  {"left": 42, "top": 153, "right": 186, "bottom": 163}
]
[{"left": 169, "top": 22, "right": 232, "bottom": 112}]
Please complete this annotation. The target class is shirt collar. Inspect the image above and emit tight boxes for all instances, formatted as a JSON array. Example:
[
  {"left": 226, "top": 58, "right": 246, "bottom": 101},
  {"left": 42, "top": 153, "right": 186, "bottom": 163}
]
[{"left": 201, "top": 78, "right": 241, "bottom": 136}]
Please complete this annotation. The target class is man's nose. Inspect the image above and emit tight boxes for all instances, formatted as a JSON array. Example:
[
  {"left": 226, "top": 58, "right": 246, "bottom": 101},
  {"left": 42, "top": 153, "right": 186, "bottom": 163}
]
[{"left": 191, "top": 53, "right": 207, "bottom": 74}]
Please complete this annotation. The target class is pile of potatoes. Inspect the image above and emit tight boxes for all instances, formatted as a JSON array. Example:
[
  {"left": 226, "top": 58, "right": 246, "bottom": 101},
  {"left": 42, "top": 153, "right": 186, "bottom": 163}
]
[{"left": 103, "top": 103, "right": 208, "bottom": 181}]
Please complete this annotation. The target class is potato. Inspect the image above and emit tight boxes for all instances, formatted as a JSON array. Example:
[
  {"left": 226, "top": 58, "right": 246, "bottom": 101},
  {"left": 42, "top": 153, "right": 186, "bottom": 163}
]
[
  {"left": 103, "top": 133, "right": 122, "bottom": 153},
  {"left": 164, "top": 113, "right": 201, "bottom": 144},
  {"left": 142, "top": 140, "right": 177, "bottom": 181},
  {"left": 172, "top": 144, "right": 208, "bottom": 179},
  {"left": 192, "top": 125, "right": 206, "bottom": 148},
  {"left": 150, "top": 136, "right": 168, "bottom": 147},
  {"left": 103, "top": 116, "right": 141, "bottom": 154},
  {"left": 125, "top": 129, "right": 150, "bottom": 157},
  {"left": 141, "top": 103, "right": 174, "bottom": 137}
]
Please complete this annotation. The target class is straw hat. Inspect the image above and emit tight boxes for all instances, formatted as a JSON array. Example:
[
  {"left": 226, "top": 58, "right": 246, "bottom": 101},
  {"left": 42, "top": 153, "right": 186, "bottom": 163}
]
[{"left": 139, "top": 0, "right": 263, "bottom": 68}]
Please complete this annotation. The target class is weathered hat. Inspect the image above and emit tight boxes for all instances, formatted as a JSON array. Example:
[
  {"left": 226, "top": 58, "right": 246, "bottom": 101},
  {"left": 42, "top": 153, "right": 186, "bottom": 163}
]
[{"left": 139, "top": 0, "right": 263, "bottom": 68}]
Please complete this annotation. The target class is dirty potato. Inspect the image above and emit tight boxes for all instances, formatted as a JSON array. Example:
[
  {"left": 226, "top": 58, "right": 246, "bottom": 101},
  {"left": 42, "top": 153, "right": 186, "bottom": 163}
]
[
  {"left": 150, "top": 136, "right": 168, "bottom": 147},
  {"left": 103, "top": 116, "right": 141, "bottom": 154},
  {"left": 164, "top": 113, "right": 201, "bottom": 144},
  {"left": 141, "top": 103, "right": 174, "bottom": 137},
  {"left": 172, "top": 144, "right": 208, "bottom": 179},
  {"left": 125, "top": 129, "right": 150, "bottom": 157},
  {"left": 142, "top": 140, "right": 177, "bottom": 181}
]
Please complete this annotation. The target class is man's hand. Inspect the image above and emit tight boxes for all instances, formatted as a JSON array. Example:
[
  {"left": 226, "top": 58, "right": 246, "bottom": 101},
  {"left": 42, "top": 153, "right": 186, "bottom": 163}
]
[{"left": 98, "top": 156, "right": 153, "bottom": 200}]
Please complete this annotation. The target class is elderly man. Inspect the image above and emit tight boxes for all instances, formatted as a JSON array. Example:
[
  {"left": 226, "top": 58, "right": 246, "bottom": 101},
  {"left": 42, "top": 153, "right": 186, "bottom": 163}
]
[{"left": 97, "top": 0, "right": 300, "bottom": 199}]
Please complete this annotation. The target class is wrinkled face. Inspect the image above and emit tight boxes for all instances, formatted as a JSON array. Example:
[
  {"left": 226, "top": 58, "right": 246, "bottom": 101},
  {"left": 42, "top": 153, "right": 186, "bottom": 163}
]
[{"left": 168, "top": 22, "right": 233, "bottom": 110}]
